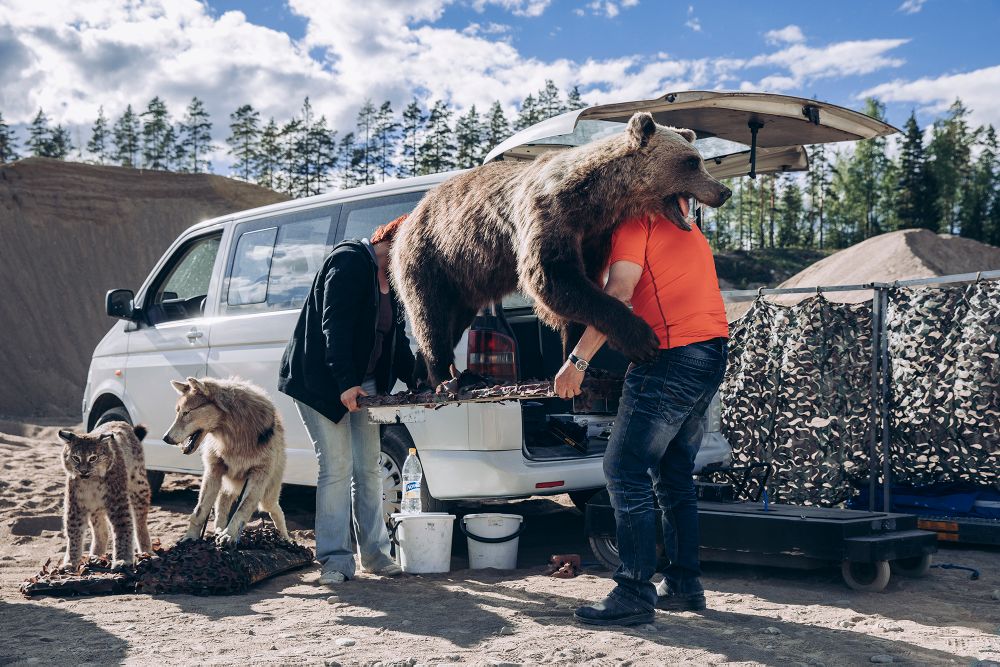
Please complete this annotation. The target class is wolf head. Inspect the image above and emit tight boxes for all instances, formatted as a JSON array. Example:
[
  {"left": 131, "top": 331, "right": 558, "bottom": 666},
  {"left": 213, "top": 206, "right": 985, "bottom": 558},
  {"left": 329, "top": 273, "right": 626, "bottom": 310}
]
[
  {"left": 58, "top": 429, "right": 116, "bottom": 480},
  {"left": 621, "top": 111, "right": 732, "bottom": 231},
  {"left": 164, "top": 377, "right": 224, "bottom": 455}
]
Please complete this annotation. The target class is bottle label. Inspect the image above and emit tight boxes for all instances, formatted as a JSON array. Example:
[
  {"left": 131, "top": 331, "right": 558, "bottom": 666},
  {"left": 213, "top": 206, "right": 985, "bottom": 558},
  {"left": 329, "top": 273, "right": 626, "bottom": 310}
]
[{"left": 403, "top": 481, "right": 420, "bottom": 497}]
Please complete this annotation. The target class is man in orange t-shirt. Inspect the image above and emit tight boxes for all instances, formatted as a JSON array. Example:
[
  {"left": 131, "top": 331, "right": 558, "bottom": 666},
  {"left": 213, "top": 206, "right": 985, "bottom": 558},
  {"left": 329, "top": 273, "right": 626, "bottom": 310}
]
[{"left": 556, "top": 206, "right": 729, "bottom": 626}]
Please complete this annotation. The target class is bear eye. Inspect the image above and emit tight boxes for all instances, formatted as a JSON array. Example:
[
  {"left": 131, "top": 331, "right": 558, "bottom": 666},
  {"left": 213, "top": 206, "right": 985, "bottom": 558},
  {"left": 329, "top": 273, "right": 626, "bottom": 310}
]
[{"left": 686, "top": 156, "right": 701, "bottom": 170}]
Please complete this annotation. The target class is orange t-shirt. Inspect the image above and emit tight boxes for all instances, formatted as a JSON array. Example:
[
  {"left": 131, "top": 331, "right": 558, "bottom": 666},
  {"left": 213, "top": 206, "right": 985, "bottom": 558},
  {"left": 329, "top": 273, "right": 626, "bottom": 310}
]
[{"left": 609, "top": 214, "right": 729, "bottom": 349}]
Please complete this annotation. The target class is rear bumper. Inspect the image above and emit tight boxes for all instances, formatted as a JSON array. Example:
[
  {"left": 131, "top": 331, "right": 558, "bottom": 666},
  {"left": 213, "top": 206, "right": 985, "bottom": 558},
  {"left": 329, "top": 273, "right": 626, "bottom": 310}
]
[{"left": 419, "top": 448, "right": 607, "bottom": 500}]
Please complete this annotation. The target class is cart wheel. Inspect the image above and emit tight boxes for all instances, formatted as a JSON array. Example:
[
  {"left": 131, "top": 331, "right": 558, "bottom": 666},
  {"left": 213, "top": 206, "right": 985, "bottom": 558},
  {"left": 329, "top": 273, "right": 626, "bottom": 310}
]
[
  {"left": 588, "top": 536, "right": 621, "bottom": 571},
  {"left": 841, "top": 560, "right": 891, "bottom": 592},
  {"left": 891, "top": 553, "right": 932, "bottom": 578}
]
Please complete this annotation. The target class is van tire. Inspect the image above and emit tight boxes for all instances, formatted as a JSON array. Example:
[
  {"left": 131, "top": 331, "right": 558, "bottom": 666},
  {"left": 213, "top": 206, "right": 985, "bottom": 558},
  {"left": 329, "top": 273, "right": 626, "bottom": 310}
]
[
  {"left": 94, "top": 405, "right": 165, "bottom": 497},
  {"left": 380, "top": 428, "right": 448, "bottom": 517},
  {"left": 588, "top": 535, "right": 621, "bottom": 571}
]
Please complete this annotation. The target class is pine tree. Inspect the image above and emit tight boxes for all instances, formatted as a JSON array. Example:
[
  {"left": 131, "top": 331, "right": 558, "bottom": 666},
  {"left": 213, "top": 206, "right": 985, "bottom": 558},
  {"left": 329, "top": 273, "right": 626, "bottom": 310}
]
[
  {"left": 141, "top": 97, "right": 174, "bottom": 170},
  {"left": 484, "top": 101, "right": 510, "bottom": 154},
  {"left": 337, "top": 132, "right": 360, "bottom": 188},
  {"left": 227, "top": 104, "right": 261, "bottom": 181},
  {"left": 0, "top": 112, "right": 20, "bottom": 163},
  {"left": 566, "top": 85, "right": 587, "bottom": 110},
  {"left": 27, "top": 109, "right": 53, "bottom": 157},
  {"left": 776, "top": 177, "right": 804, "bottom": 247},
  {"left": 371, "top": 101, "right": 398, "bottom": 182},
  {"left": 48, "top": 125, "right": 73, "bottom": 159},
  {"left": 418, "top": 100, "right": 456, "bottom": 175},
  {"left": 455, "top": 105, "right": 483, "bottom": 169},
  {"left": 86, "top": 107, "right": 111, "bottom": 163},
  {"left": 894, "top": 112, "right": 938, "bottom": 231},
  {"left": 515, "top": 93, "right": 541, "bottom": 130},
  {"left": 112, "top": 105, "right": 141, "bottom": 168},
  {"left": 804, "top": 145, "right": 831, "bottom": 248},
  {"left": 279, "top": 116, "right": 305, "bottom": 197},
  {"left": 928, "top": 99, "right": 975, "bottom": 234},
  {"left": 957, "top": 125, "right": 997, "bottom": 241},
  {"left": 537, "top": 79, "right": 566, "bottom": 119},
  {"left": 354, "top": 99, "right": 377, "bottom": 186},
  {"left": 255, "top": 118, "right": 281, "bottom": 191},
  {"left": 179, "top": 97, "right": 214, "bottom": 173},
  {"left": 399, "top": 99, "right": 424, "bottom": 179}
]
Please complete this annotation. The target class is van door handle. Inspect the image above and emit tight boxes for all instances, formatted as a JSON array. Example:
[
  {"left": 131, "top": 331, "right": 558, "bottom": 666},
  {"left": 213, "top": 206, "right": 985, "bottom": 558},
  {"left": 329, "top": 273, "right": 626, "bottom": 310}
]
[{"left": 186, "top": 329, "right": 204, "bottom": 342}]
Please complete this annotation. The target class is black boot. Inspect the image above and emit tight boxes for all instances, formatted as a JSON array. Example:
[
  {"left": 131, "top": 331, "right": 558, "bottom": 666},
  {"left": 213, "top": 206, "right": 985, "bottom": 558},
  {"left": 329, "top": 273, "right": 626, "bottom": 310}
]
[
  {"left": 575, "top": 595, "right": 654, "bottom": 627},
  {"left": 655, "top": 579, "right": 706, "bottom": 611}
]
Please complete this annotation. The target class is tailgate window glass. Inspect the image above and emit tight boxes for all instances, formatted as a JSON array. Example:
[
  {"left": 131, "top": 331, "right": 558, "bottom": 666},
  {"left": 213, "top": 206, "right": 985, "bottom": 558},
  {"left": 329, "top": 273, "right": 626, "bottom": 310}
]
[
  {"left": 340, "top": 192, "right": 425, "bottom": 242},
  {"left": 529, "top": 119, "right": 748, "bottom": 159}
]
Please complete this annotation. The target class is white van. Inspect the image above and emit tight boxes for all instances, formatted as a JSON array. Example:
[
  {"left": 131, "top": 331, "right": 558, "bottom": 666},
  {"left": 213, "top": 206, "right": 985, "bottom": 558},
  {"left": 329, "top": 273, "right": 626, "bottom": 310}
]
[{"left": 85, "top": 91, "right": 895, "bottom": 513}]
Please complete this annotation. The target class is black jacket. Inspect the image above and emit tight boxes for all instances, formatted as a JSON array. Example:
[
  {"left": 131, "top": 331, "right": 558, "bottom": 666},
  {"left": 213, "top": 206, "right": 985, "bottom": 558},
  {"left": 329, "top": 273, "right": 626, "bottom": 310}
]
[{"left": 278, "top": 239, "right": 415, "bottom": 424}]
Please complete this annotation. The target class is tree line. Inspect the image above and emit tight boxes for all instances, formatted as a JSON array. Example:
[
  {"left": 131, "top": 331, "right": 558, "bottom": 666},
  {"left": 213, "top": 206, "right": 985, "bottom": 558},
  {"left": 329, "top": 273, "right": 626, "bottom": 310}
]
[
  {"left": 0, "top": 80, "right": 585, "bottom": 198},
  {"left": 704, "top": 99, "right": 1000, "bottom": 249},
  {"left": 0, "top": 89, "right": 997, "bottom": 249}
]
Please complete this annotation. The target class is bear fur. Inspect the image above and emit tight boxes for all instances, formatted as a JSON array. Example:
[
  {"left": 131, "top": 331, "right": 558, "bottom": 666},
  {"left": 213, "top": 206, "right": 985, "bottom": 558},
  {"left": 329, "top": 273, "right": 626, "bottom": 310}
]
[{"left": 392, "top": 111, "right": 732, "bottom": 385}]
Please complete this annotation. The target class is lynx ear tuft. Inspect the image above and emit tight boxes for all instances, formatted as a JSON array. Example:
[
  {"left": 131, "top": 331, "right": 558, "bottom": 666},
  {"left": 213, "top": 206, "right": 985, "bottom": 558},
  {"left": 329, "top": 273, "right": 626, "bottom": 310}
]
[{"left": 57, "top": 429, "right": 75, "bottom": 443}]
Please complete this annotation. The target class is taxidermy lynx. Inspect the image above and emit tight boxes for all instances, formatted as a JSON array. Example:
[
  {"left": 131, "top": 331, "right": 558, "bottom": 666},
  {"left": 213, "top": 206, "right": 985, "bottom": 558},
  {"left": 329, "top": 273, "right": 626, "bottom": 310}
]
[{"left": 59, "top": 422, "right": 152, "bottom": 567}]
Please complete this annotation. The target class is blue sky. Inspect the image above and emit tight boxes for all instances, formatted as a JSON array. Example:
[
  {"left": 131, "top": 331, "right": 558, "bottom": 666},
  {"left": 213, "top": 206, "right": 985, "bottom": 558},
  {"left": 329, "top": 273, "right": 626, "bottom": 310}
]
[{"left": 1, "top": 0, "right": 998, "bottom": 165}]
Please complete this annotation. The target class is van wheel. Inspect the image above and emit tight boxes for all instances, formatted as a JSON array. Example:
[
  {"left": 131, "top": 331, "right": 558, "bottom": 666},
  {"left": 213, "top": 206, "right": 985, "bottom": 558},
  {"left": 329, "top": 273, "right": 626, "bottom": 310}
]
[
  {"left": 94, "top": 406, "right": 164, "bottom": 498},
  {"left": 380, "top": 428, "right": 447, "bottom": 520},
  {"left": 588, "top": 535, "right": 621, "bottom": 571}
]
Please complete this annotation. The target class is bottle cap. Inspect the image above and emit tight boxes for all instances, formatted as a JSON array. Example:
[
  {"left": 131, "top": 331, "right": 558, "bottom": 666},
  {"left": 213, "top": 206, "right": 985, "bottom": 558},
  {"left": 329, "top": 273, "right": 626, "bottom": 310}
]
[{"left": 408, "top": 447, "right": 416, "bottom": 454}]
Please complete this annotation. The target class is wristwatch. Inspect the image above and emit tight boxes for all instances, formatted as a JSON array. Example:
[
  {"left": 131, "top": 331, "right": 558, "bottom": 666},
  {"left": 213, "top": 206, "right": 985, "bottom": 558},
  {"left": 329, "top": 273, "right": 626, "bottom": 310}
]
[{"left": 568, "top": 353, "right": 590, "bottom": 372}]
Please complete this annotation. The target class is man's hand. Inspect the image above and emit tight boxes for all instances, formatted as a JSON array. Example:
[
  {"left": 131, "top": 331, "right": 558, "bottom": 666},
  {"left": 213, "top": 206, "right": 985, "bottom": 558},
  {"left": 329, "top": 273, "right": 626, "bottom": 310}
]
[
  {"left": 340, "top": 385, "right": 368, "bottom": 412},
  {"left": 554, "top": 360, "right": 585, "bottom": 399}
]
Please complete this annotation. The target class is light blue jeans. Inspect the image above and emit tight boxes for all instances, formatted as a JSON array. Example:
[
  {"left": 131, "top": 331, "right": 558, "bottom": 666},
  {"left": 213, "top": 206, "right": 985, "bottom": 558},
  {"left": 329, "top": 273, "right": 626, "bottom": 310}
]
[{"left": 295, "top": 378, "right": 393, "bottom": 578}]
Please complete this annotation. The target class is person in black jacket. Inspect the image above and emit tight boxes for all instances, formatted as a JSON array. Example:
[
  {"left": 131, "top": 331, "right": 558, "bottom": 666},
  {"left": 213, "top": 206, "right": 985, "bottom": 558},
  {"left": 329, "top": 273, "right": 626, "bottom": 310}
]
[{"left": 279, "top": 214, "right": 415, "bottom": 585}]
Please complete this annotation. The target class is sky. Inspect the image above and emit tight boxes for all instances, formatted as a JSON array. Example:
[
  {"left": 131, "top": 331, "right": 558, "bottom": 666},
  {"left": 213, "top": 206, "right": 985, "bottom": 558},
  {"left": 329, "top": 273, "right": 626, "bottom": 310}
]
[{"left": 1, "top": 0, "right": 998, "bottom": 167}]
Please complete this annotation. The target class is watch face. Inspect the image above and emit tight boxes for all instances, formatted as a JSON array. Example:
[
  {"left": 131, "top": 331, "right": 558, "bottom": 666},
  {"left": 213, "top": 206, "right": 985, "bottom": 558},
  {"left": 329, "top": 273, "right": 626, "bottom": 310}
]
[{"left": 575, "top": 360, "right": 588, "bottom": 371}]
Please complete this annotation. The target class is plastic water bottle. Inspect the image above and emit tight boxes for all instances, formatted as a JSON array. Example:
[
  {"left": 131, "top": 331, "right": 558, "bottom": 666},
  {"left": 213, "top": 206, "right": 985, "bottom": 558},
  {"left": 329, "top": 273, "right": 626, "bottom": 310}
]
[{"left": 401, "top": 447, "right": 423, "bottom": 514}]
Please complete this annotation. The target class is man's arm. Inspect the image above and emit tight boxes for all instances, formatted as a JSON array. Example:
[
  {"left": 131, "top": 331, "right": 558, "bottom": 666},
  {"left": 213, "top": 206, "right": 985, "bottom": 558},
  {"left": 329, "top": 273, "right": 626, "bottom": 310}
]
[{"left": 553, "top": 260, "right": 643, "bottom": 399}]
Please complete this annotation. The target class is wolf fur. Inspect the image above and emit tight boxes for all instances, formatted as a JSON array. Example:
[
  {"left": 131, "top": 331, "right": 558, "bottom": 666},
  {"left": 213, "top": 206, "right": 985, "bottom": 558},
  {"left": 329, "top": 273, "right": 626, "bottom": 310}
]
[
  {"left": 164, "top": 377, "right": 289, "bottom": 547},
  {"left": 58, "top": 422, "right": 152, "bottom": 566},
  {"left": 392, "top": 111, "right": 732, "bottom": 385}
]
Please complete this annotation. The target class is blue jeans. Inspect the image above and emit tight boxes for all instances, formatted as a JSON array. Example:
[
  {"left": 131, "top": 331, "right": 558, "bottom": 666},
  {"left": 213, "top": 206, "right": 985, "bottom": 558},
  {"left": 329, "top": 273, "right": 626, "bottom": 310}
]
[
  {"left": 294, "top": 378, "right": 393, "bottom": 578},
  {"left": 604, "top": 338, "right": 728, "bottom": 610}
]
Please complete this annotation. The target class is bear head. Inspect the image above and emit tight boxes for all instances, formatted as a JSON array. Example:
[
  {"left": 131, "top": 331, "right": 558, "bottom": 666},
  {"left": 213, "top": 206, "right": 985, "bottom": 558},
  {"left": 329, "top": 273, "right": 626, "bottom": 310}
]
[{"left": 623, "top": 111, "right": 732, "bottom": 231}]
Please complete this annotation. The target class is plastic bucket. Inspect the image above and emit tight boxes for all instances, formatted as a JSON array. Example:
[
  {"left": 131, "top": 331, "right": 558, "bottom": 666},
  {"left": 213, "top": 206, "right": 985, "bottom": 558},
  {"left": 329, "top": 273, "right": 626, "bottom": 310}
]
[
  {"left": 389, "top": 513, "right": 455, "bottom": 574},
  {"left": 460, "top": 513, "right": 524, "bottom": 570}
]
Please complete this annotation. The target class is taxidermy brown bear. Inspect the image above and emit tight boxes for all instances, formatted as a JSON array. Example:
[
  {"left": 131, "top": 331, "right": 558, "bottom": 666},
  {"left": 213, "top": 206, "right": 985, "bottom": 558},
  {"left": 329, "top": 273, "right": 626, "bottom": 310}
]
[{"left": 392, "top": 111, "right": 732, "bottom": 385}]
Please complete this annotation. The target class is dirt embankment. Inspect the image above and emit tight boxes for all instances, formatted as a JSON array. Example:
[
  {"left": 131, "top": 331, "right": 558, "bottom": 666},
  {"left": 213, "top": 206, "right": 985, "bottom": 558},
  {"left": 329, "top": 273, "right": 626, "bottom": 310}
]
[
  {"left": 726, "top": 229, "right": 1000, "bottom": 320},
  {"left": 0, "top": 158, "right": 288, "bottom": 418}
]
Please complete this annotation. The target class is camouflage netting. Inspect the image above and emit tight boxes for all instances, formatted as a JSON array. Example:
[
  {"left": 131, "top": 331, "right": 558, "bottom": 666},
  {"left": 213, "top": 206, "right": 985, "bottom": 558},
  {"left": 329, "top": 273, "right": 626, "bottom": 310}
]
[
  {"left": 20, "top": 525, "right": 314, "bottom": 598},
  {"left": 719, "top": 295, "right": 874, "bottom": 506},
  {"left": 887, "top": 282, "right": 1000, "bottom": 489}
]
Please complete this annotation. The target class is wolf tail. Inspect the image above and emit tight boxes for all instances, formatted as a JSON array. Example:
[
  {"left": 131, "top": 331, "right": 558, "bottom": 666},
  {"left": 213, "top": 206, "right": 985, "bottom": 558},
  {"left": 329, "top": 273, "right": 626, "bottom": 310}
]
[{"left": 132, "top": 424, "right": 148, "bottom": 441}]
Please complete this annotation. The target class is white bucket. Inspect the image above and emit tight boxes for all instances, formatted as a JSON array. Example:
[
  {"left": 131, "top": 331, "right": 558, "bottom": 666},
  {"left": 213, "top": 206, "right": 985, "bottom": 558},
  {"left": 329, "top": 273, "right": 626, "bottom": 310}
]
[
  {"left": 461, "top": 513, "right": 524, "bottom": 570},
  {"left": 389, "top": 512, "right": 455, "bottom": 574}
]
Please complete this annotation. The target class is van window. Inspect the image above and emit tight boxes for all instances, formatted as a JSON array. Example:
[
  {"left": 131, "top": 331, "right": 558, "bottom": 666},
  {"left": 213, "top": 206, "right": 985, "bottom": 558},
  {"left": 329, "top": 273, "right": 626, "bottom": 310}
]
[
  {"left": 340, "top": 192, "right": 425, "bottom": 242},
  {"left": 146, "top": 233, "right": 222, "bottom": 325},
  {"left": 223, "top": 211, "right": 337, "bottom": 314},
  {"left": 227, "top": 227, "right": 277, "bottom": 306}
]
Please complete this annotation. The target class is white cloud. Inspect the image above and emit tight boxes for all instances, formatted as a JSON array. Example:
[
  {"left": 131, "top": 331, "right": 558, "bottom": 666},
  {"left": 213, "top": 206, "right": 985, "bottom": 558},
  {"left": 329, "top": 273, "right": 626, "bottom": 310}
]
[
  {"left": 898, "top": 0, "right": 926, "bottom": 14},
  {"left": 0, "top": 0, "right": 928, "bottom": 172},
  {"left": 685, "top": 18, "right": 701, "bottom": 32},
  {"left": 584, "top": 1, "right": 637, "bottom": 18},
  {"left": 471, "top": 0, "right": 552, "bottom": 17},
  {"left": 859, "top": 65, "right": 1000, "bottom": 129},
  {"left": 764, "top": 25, "right": 805, "bottom": 45}
]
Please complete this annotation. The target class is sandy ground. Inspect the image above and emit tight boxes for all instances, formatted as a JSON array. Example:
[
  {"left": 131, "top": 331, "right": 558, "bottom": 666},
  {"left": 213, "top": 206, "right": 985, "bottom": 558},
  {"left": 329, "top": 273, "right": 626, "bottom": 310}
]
[{"left": 1, "top": 419, "right": 998, "bottom": 666}]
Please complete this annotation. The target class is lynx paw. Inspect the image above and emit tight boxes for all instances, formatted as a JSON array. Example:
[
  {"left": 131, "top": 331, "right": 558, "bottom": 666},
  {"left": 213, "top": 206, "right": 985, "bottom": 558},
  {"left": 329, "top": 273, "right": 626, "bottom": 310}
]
[
  {"left": 110, "top": 558, "right": 132, "bottom": 571},
  {"left": 216, "top": 528, "right": 241, "bottom": 549}
]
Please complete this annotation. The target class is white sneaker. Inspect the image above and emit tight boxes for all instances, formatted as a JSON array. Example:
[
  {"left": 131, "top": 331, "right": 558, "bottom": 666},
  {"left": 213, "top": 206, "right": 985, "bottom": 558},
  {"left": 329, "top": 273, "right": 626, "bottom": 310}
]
[{"left": 319, "top": 570, "right": 347, "bottom": 585}]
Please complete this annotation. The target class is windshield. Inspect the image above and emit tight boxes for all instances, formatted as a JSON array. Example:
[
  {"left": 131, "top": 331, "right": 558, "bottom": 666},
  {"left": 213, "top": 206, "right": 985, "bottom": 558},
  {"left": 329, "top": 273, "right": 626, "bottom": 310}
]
[{"left": 531, "top": 119, "right": 749, "bottom": 160}]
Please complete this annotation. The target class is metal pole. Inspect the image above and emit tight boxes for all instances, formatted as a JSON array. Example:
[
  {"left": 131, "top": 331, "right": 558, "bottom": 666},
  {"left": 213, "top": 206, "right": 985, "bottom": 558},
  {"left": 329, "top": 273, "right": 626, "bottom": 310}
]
[
  {"left": 879, "top": 287, "right": 892, "bottom": 514},
  {"left": 868, "top": 287, "right": 881, "bottom": 511}
]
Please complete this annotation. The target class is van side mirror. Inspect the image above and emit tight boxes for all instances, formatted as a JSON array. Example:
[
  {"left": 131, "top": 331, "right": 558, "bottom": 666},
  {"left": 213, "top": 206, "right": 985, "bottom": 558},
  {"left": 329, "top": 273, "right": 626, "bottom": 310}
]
[{"left": 106, "top": 289, "right": 136, "bottom": 320}]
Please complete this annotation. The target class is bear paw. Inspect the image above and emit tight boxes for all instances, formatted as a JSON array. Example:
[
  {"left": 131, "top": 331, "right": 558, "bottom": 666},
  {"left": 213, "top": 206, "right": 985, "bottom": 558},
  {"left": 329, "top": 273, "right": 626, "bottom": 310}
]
[{"left": 611, "top": 316, "right": 660, "bottom": 364}]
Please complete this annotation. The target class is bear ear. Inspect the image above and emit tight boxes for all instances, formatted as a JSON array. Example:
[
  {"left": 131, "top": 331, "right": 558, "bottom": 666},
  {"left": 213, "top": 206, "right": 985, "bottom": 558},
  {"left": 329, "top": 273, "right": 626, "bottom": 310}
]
[
  {"left": 668, "top": 126, "right": 697, "bottom": 144},
  {"left": 627, "top": 112, "right": 657, "bottom": 149}
]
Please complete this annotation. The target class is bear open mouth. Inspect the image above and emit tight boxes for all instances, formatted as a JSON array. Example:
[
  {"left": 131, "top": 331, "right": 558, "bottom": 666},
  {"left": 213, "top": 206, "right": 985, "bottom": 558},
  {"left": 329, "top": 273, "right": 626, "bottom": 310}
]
[
  {"left": 180, "top": 430, "right": 204, "bottom": 455},
  {"left": 663, "top": 193, "right": 694, "bottom": 231}
]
